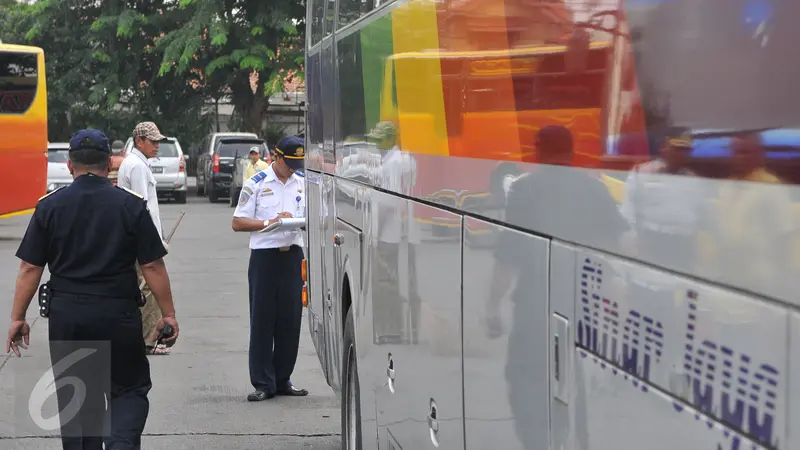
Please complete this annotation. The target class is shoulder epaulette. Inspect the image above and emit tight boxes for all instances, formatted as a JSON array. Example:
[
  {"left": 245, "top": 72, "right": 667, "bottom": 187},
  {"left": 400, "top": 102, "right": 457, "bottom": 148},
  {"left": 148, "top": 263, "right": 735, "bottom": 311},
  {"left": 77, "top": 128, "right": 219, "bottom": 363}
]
[
  {"left": 250, "top": 170, "right": 267, "bottom": 183},
  {"left": 38, "top": 187, "right": 65, "bottom": 202},
  {"left": 294, "top": 170, "right": 305, "bottom": 178},
  {"left": 117, "top": 185, "right": 144, "bottom": 199}
]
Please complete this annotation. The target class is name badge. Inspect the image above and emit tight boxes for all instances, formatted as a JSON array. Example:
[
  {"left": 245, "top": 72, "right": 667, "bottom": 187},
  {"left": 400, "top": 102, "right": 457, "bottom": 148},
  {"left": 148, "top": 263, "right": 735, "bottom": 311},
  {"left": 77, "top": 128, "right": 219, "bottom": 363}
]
[
  {"left": 262, "top": 188, "right": 273, "bottom": 196},
  {"left": 295, "top": 195, "right": 303, "bottom": 218}
]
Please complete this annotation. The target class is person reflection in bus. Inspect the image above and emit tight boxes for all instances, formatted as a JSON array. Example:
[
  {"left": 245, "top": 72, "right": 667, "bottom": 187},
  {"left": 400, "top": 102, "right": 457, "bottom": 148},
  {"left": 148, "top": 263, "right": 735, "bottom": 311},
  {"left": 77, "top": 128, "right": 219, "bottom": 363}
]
[
  {"left": 714, "top": 132, "right": 792, "bottom": 287},
  {"left": 619, "top": 128, "right": 703, "bottom": 268},
  {"left": 486, "top": 125, "right": 627, "bottom": 336},
  {"left": 370, "top": 121, "right": 421, "bottom": 345},
  {"left": 487, "top": 125, "right": 625, "bottom": 449}
]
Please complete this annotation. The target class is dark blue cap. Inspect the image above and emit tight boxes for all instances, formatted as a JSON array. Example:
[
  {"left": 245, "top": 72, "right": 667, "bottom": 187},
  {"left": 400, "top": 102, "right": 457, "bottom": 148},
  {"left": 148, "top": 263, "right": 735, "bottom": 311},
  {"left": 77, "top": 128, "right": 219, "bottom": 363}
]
[
  {"left": 275, "top": 136, "right": 305, "bottom": 170},
  {"left": 69, "top": 129, "right": 110, "bottom": 153}
]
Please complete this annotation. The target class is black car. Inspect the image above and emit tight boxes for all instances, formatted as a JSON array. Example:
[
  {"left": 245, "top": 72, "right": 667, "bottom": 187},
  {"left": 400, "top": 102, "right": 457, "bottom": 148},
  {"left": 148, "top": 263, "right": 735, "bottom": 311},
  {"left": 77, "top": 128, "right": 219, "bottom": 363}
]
[{"left": 202, "top": 137, "right": 267, "bottom": 203}]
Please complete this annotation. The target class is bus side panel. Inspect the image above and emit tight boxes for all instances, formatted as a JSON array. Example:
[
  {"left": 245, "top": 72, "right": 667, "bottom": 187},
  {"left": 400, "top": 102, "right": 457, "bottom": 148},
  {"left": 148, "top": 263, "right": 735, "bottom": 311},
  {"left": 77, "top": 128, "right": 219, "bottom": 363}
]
[
  {"left": 320, "top": 173, "right": 339, "bottom": 392},
  {"left": 568, "top": 248, "right": 789, "bottom": 450},
  {"left": 0, "top": 50, "right": 47, "bottom": 216},
  {"left": 549, "top": 241, "right": 577, "bottom": 450},
  {"left": 336, "top": 178, "right": 378, "bottom": 449},
  {"left": 305, "top": 41, "right": 327, "bottom": 376},
  {"left": 462, "top": 217, "right": 551, "bottom": 450},
  {"left": 789, "top": 313, "right": 800, "bottom": 450},
  {"left": 370, "top": 196, "right": 464, "bottom": 449},
  {"left": 305, "top": 169, "right": 328, "bottom": 381},
  {"left": 573, "top": 349, "right": 768, "bottom": 450}
]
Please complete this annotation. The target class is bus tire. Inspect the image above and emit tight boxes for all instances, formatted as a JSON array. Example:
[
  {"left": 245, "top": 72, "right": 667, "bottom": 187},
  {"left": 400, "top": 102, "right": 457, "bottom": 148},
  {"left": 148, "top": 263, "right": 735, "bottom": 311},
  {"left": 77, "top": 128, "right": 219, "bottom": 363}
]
[{"left": 342, "top": 307, "right": 362, "bottom": 450}]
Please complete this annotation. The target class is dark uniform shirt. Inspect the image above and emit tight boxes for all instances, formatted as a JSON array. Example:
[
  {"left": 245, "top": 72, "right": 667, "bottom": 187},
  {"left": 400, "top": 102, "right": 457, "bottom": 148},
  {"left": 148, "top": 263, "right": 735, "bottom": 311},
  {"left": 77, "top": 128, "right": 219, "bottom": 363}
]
[
  {"left": 496, "top": 169, "right": 628, "bottom": 299},
  {"left": 16, "top": 173, "right": 167, "bottom": 298}
]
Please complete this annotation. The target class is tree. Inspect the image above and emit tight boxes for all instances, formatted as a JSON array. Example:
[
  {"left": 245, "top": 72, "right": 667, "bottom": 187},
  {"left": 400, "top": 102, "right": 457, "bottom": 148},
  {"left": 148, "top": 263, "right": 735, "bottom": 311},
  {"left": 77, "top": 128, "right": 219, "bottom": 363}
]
[
  {"left": 17, "top": 0, "right": 214, "bottom": 144},
  {"left": 2, "top": 0, "right": 303, "bottom": 145},
  {"left": 156, "top": 0, "right": 305, "bottom": 135},
  {"left": 90, "top": 1, "right": 214, "bottom": 144}
]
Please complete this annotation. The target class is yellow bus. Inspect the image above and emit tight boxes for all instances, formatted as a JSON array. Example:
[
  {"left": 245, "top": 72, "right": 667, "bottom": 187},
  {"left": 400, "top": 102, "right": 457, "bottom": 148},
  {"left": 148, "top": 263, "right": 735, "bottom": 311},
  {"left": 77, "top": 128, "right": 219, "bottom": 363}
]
[{"left": 0, "top": 43, "right": 48, "bottom": 217}]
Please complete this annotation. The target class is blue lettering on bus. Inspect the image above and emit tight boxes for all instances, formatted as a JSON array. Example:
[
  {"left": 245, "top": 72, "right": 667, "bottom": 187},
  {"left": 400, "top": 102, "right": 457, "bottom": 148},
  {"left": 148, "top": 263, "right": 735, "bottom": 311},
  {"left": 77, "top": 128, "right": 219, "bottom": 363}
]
[
  {"left": 682, "top": 290, "right": 779, "bottom": 449},
  {"left": 577, "top": 258, "right": 663, "bottom": 388},
  {"left": 576, "top": 257, "right": 780, "bottom": 450}
]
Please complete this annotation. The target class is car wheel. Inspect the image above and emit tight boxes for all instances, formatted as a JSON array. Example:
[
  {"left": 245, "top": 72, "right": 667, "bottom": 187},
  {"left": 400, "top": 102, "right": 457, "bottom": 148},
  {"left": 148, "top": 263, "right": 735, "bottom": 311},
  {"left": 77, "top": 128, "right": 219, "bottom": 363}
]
[
  {"left": 341, "top": 307, "right": 362, "bottom": 450},
  {"left": 229, "top": 187, "right": 237, "bottom": 207},
  {"left": 175, "top": 191, "right": 187, "bottom": 204},
  {"left": 208, "top": 181, "right": 219, "bottom": 203},
  {"left": 196, "top": 172, "right": 205, "bottom": 196}
]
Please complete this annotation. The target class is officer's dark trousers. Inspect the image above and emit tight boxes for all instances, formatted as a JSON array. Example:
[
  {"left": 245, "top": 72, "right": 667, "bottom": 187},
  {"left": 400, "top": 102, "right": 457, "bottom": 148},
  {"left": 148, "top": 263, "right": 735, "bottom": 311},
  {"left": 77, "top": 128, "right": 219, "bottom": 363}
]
[
  {"left": 48, "top": 293, "right": 152, "bottom": 450},
  {"left": 248, "top": 245, "right": 304, "bottom": 393}
]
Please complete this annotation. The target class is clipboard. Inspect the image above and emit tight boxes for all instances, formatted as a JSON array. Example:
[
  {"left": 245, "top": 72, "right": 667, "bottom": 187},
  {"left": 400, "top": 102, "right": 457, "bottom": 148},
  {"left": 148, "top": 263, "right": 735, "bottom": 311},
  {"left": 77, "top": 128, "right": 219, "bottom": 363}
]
[{"left": 259, "top": 217, "right": 306, "bottom": 233}]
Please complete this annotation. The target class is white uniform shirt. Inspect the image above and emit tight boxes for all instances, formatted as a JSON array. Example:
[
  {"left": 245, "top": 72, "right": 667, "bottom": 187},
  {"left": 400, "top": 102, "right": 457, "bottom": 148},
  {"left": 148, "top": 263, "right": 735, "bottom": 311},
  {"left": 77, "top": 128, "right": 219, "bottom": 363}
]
[
  {"left": 118, "top": 148, "right": 163, "bottom": 239},
  {"left": 234, "top": 165, "right": 305, "bottom": 249},
  {"left": 375, "top": 148, "right": 418, "bottom": 244},
  {"left": 619, "top": 159, "right": 703, "bottom": 236}
]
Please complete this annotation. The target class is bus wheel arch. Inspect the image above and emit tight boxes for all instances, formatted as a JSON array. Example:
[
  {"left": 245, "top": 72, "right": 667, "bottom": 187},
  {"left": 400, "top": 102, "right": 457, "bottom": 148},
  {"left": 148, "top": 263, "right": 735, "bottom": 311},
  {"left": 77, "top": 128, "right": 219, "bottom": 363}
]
[
  {"left": 341, "top": 285, "right": 362, "bottom": 450},
  {"left": 341, "top": 274, "right": 353, "bottom": 332}
]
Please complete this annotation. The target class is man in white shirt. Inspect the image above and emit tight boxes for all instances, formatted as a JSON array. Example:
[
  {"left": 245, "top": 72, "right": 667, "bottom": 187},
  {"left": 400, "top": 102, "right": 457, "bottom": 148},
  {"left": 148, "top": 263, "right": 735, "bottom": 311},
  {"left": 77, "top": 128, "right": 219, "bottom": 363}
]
[
  {"left": 232, "top": 136, "right": 308, "bottom": 401},
  {"left": 118, "top": 121, "right": 169, "bottom": 354}
]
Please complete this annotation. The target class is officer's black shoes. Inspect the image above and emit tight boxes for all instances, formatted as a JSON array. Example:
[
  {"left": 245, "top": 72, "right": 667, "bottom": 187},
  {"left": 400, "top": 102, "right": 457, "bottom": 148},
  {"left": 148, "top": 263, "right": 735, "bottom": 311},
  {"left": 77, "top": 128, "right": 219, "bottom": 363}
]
[
  {"left": 276, "top": 384, "right": 309, "bottom": 397},
  {"left": 247, "top": 390, "right": 275, "bottom": 402}
]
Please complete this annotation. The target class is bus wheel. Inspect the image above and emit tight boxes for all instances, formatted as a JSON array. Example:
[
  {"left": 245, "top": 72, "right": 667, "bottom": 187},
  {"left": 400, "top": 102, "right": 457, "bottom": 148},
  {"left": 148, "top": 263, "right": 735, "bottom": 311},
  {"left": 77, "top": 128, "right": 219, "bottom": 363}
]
[{"left": 342, "top": 307, "right": 362, "bottom": 450}]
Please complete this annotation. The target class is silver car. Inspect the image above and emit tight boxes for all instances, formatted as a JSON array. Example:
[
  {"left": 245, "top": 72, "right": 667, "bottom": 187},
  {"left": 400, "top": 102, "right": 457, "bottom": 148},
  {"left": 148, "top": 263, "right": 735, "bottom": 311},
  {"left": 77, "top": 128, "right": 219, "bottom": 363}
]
[
  {"left": 47, "top": 142, "right": 72, "bottom": 193},
  {"left": 124, "top": 137, "right": 188, "bottom": 203}
]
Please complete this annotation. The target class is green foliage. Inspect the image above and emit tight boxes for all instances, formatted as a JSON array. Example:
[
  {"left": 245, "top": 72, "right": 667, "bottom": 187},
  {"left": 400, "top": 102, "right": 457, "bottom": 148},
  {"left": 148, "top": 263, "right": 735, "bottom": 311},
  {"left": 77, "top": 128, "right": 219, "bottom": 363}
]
[
  {"left": 0, "top": 0, "right": 305, "bottom": 145},
  {"left": 156, "top": 0, "right": 306, "bottom": 133}
]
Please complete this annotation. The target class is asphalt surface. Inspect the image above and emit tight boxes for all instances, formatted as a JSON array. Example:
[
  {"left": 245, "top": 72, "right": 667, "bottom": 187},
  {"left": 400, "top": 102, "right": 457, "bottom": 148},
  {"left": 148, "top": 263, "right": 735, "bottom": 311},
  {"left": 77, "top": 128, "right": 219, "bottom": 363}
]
[{"left": 0, "top": 179, "right": 341, "bottom": 449}]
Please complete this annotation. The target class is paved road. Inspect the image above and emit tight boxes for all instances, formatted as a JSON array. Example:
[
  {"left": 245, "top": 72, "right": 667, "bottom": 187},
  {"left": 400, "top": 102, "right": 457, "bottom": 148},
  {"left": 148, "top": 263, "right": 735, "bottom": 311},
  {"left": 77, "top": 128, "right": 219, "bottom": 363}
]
[{"left": 0, "top": 182, "right": 341, "bottom": 449}]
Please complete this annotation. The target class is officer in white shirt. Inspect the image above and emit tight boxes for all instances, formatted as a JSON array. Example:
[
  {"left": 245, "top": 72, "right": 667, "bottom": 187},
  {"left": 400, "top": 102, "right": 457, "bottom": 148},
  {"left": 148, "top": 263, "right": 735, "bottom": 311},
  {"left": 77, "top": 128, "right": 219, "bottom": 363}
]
[
  {"left": 117, "top": 121, "right": 169, "bottom": 354},
  {"left": 232, "top": 135, "right": 308, "bottom": 401}
]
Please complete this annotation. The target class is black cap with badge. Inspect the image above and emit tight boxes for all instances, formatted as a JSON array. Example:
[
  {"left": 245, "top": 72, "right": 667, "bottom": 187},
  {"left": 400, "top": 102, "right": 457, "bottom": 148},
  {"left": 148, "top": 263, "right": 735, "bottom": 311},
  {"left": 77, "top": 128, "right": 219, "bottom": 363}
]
[
  {"left": 664, "top": 127, "right": 693, "bottom": 149},
  {"left": 69, "top": 129, "right": 111, "bottom": 153},
  {"left": 274, "top": 136, "right": 305, "bottom": 170}
]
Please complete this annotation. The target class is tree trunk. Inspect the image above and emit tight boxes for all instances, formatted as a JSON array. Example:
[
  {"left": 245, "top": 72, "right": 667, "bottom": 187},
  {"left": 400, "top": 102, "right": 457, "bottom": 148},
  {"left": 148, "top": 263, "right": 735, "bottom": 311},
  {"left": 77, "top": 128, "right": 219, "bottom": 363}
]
[{"left": 240, "top": 94, "right": 269, "bottom": 135}]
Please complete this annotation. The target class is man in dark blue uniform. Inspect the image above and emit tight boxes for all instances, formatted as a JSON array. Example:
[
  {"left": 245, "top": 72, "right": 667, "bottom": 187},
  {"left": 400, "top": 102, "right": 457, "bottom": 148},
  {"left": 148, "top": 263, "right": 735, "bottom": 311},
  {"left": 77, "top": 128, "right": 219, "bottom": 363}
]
[
  {"left": 232, "top": 136, "right": 308, "bottom": 401},
  {"left": 5, "top": 129, "right": 180, "bottom": 450}
]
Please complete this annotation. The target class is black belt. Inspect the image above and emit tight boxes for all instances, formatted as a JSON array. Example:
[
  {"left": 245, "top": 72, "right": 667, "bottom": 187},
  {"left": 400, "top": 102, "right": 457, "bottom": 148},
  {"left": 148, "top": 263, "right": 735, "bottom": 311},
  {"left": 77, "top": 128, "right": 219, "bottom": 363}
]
[
  {"left": 263, "top": 245, "right": 299, "bottom": 252},
  {"left": 38, "top": 283, "right": 141, "bottom": 317}
]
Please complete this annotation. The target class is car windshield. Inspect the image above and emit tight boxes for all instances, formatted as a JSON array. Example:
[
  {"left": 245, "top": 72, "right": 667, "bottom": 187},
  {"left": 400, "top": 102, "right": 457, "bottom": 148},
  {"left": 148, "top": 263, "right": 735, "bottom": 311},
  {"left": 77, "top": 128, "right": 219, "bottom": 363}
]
[
  {"left": 217, "top": 141, "right": 266, "bottom": 157},
  {"left": 155, "top": 141, "right": 180, "bottom": 158},
  {"left": 48, "top": 149, "right": 69, "bottom": 163}
]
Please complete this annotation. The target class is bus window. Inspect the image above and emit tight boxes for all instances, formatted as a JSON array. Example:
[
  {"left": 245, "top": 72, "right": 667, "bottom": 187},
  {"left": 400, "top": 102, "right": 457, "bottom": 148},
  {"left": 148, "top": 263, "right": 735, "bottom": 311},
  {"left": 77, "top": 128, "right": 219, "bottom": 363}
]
[
  {"left": 465, "top": 77, "right": 516, "bottom": 112},
  {"left": 324, "top": 0, "right": 336, "bottom": 37},
  {"left": 310, "top": 0, "right": 325, "bottom": 46},
  {"left": 0, "top": 52, "right": 38, "bottom": 114},
  {"left": 339, "top": 0, "right": 375, "bottom": 29},
  {"left": 523, "top": 71, "right": 606, "bottom": 110},
  {"left": 463, "top": 48, "right": 609, "bottom": 113}
]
